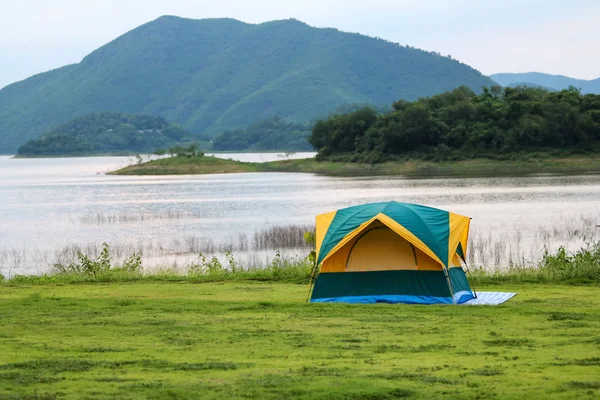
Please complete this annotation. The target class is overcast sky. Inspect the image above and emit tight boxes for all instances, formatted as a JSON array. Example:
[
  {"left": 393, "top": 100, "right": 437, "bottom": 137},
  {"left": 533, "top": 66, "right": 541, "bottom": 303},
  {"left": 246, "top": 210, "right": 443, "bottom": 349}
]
[{"left": 1, "top": 0, "right": 599, "bottom": 89}]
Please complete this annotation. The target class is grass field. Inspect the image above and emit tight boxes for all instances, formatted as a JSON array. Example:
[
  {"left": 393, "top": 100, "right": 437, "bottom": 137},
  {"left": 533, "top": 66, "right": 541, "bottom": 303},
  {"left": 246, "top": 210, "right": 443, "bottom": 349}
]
[
  {"left": 110, "top": 155, "right": 600, "bottom": 177},
  {"left": 1, "top": 281, "right": 599, "bottom": 399}
]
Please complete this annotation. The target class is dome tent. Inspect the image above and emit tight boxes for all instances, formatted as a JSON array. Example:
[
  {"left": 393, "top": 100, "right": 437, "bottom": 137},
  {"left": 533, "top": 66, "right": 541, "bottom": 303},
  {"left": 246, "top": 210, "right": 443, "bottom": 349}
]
[{"left": 309, "top": 202, "right": 475, "bottom": 305}]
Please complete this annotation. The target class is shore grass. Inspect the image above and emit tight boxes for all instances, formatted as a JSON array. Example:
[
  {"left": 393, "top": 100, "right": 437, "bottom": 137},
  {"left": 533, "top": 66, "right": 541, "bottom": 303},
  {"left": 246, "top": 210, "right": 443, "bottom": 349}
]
[
  {"left": 3, "top": 238, "right": 598, "bottom": 286},
  {"left": 109, "top": 155, "right": 261, "bottom": 175},
  {"left": 0, "top": 281, "right": 599, "bottom": 399},
  {"left": 264, "top": 156, "right": 600, "bottom": 177},
  {"left": 110, "top": 155, "right": 600, "bottom": 177}
]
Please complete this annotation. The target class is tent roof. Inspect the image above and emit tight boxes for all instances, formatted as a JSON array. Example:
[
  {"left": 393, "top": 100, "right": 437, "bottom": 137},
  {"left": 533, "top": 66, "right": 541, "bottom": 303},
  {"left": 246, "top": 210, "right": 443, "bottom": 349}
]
[{"left": 316, "top": 202, "right": 470, "bottom": 268}]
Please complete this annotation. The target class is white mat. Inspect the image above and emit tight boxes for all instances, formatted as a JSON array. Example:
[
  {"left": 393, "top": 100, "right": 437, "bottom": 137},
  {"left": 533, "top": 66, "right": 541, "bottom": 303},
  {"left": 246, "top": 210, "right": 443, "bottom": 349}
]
[{"left": 463, "top": 292, "right": 516, "bottom": 305}]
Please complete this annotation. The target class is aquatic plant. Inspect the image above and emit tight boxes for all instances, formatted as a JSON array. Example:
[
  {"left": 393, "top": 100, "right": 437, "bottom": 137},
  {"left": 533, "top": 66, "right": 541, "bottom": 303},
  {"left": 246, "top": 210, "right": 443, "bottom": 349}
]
[{"left": 53, "top": 243, "right": 142, "bottom": 276}]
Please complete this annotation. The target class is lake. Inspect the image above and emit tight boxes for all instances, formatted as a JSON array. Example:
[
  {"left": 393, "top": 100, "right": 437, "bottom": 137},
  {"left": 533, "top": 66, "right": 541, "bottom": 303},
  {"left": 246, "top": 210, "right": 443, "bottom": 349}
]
[{"left": 1, "top": 154, "right": 599, "bottom": 277}]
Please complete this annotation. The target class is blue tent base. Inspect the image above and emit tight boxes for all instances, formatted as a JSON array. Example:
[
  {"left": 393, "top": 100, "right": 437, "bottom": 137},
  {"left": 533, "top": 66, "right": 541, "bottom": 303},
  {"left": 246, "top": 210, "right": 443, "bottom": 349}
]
[
  {"left": 311, "top": 291, "right": 475, "bottom": 305},
  {"left": 310, "top": 269, "right": 474, "bottom": 305},
  {"left": 310, "top": 292, "right": 517, "bottom": 305}
]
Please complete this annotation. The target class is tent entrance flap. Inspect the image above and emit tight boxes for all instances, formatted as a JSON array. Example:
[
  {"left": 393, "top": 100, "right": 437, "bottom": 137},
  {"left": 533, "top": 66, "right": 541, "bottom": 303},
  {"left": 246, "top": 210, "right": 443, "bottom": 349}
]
[
  {"left": 346, "top": 226, "right": 417, "bottom": 271},
  {"left": 319, "top": 214, "right": 444, "bottom": 269}
]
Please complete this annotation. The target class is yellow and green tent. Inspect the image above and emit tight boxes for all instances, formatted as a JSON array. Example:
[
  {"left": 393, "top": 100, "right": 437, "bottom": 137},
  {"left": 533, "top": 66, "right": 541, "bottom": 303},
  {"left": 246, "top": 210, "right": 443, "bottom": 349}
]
[{"left": 309, "top": 201, "right": 475, "bottom": 305}]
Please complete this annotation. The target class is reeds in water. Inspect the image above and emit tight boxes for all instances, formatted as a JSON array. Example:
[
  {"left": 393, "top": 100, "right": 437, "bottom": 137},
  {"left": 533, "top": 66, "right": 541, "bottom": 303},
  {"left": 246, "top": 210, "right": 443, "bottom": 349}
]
[
  {"left": 76, "top": 211, "right": 208, "bottom": 225},
  {"left": 1, "top": 217, "right": 598, "bottom": 279},
  {"left": 0, "top": 224, "right": 315, "bottom": 278},
  {"left": 253, "top": 225, "right": 315, "bottom": 250}
]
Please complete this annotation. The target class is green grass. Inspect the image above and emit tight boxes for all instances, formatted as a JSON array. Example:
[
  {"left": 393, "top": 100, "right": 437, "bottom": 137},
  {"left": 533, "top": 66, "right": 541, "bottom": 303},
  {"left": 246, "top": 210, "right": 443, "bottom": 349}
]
[
  {"left": 111, "top": 155, "right": 600, "bottom": 177},
  {"left": 4, "top": 261, "right": 313, "bottom": 286},
  {"left": 0, "top": 281, "right": 599, "bottom": 399}
]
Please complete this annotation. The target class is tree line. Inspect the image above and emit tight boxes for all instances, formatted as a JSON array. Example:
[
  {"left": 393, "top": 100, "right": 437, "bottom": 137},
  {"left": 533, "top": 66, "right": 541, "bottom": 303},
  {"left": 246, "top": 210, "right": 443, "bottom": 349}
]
[
  {"left": 309, "top": 86, "right": 600, "bottom": 162},
  {"left": 212, "top": 117, "right": 312, "bottom": 151}
]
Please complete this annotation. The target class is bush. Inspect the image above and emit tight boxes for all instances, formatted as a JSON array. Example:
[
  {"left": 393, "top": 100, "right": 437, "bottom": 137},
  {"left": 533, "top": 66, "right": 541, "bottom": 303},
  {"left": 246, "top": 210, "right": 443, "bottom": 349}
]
[
  {"left": 185, "top": 251, "right": 312, "bottom": 284},
  {"left": 187, "top": 253, "right": 227, "bottom": 276},
  {"left": 539, "top": 241, "right": 600, "bottom": 282},
  {"left": 121, "top": 251, "right": 143, "bottom": 273},
  {"left": 53, "top": 243, "right": 142, "bottom": 276},
  {"left": 169, "top": 144, "right": 204, "bottom": 157}
]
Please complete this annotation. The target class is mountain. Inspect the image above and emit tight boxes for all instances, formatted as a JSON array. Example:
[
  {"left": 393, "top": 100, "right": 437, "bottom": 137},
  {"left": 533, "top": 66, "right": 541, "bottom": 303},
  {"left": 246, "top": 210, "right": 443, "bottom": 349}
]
[
  {"left": 0, "top": 16, "right": 495, "bottom": 153},
  {"left": 17, "top": 113, "right": 197, "bottom": 156},
  {"left": 491, "top": 72, "right": 600, "bottom": 93}
]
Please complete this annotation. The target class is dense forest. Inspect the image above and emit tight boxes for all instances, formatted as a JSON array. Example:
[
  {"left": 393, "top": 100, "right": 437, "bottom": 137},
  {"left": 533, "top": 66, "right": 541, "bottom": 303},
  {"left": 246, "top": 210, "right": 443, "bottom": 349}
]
[
  {"left": 0, "top": 16, "right": 494, "bottom": 153},
  {"left": 212, "top": 117, "right": 312, "bottom": 151},
  {"left": 17, "top": 113, "right": 198, "bottom": 156},
  {"left": 309, "top": 86, "right": 600, "bottom": 162}
]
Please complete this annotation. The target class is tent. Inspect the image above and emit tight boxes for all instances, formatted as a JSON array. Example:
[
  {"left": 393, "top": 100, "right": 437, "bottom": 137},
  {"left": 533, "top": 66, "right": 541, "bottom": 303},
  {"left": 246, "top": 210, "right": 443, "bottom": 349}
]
[{"left": 309, "top": 201, "right": 476, "bottom": 305}]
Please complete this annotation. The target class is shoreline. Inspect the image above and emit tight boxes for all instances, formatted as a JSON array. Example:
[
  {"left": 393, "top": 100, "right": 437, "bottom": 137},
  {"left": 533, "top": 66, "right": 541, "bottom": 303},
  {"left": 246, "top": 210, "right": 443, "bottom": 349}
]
[
  {"left": 109, "top": 155, "right": 600, "bottom": 178},
  {"left": 9, "top": 150, "right": 315, "bottom": 159}
]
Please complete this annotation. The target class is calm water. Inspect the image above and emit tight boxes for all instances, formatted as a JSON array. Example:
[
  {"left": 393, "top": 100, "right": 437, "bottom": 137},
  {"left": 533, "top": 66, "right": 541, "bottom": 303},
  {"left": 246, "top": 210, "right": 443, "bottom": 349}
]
[{"left": 1, "top": 154, "right": 599, "bottom": 276}]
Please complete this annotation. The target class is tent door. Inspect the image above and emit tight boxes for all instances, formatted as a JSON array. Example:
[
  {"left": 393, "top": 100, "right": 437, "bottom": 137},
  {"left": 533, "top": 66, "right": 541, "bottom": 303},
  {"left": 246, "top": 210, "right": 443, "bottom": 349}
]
[{"left": 346, "top": 227, "right": 418, "bottom": 272}]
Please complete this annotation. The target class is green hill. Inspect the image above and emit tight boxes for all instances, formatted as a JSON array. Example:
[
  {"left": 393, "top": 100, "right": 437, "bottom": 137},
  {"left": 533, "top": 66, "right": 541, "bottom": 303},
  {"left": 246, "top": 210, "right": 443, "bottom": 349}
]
[
  {"left": 491, "top": 72, "right": 600, "bottom": 93},
  {"left": 0, "top": 16, "right": 495, "bottom": 153},
  {"left": 16, "top": 113, "right": 198, "bottom": 156}
]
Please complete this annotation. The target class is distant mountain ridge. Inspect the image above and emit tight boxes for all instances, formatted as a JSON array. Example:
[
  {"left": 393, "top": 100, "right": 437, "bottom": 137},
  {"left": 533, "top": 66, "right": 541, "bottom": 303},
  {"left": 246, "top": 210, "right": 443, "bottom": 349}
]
[
  {"left": 491, "top": 72, "right": 600, "bottom": 93},
  {"left": 0, "top": 15, "right": 495, "bottom": 153}
]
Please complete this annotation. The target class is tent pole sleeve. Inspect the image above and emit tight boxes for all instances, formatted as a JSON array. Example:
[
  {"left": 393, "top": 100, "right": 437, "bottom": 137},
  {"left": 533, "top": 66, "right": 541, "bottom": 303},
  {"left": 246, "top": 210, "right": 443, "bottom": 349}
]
[
  {"left": 463, "top": 261, "right": 478, "bottom": 299},
  {"left": 305, "top": 261, "right": 320, "bottom": 302},
  {"left": 444, "top": 267, "right": 456, "bottom": 304}
]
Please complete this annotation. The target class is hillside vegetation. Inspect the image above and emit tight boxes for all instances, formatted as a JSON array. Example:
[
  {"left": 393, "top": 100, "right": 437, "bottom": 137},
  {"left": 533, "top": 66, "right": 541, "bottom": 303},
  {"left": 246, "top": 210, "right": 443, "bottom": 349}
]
[
  {"left": 212, "top": 117, "right": 312, "bottom": 151},
  {"left": 16, "top": 113, "right": 201, "bottom": 156},
  {"left": 309, "top": 86, "right": 600, "bottom": 162},
  {"left": 492, "top": 72, "right": 600, "bottom": 93},
  {"left": 0, "top": 16, "right": 494, "bottom": 153}
]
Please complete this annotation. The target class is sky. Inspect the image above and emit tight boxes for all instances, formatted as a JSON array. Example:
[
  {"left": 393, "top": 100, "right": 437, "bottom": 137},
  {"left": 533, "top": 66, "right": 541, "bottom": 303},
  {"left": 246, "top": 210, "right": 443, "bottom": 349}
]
[{"left": 1, "top": 0, "right": 599, "bottom": 89}]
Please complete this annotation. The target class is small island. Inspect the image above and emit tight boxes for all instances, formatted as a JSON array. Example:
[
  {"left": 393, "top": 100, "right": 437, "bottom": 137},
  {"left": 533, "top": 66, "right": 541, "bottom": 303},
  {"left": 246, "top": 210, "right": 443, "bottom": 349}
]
[
  {"left": 110, "top": 153, "right": 262, "bottom": 175},
  {"left": 16, "top": 113, "right": 208, "bottom": 157}
]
